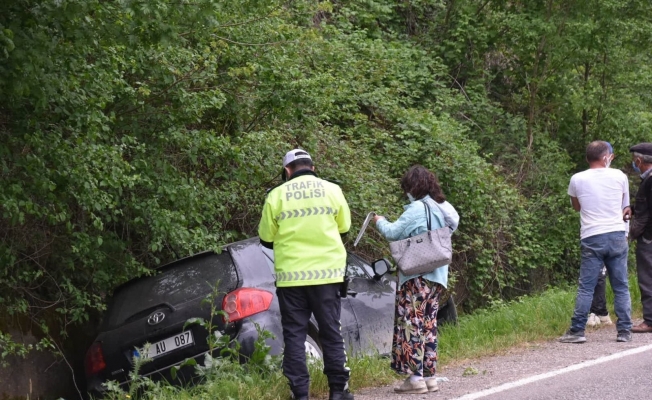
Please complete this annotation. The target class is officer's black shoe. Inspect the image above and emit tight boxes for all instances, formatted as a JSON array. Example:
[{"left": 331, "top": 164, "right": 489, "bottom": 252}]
[{"left": 329, "top": 389, "right": 354, "bottom": 400}]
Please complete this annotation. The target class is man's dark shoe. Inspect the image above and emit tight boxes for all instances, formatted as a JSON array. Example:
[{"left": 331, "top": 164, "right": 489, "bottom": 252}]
[
  {"left": 329, "top": 388, "right": 354, "bottom": 400},
  {"left": 632, "top": 322, "right": 652, "bottom": 333},
  {"left": 617, "top": 330, "right": 632, "bottom": 342},
  {"left": 558, "top": 329, "right": 586, "bottom": 343}
]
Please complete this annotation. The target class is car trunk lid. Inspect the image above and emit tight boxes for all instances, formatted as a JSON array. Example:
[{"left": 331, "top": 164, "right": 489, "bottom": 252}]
[{"left": 93, "top": 250, "right": 240, "bottom": 383}]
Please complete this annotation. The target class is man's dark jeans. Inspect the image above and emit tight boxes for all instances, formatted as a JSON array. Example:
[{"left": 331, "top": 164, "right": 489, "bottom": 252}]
[
  {"left": 590, "top": 267, "right": 608, "bottom": 316},
  {"left": 571, "top": 231, "right": 632, "bottom": 332}
]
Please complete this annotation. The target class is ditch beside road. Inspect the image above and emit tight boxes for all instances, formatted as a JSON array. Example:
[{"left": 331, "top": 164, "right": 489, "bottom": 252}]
[{"left": 352, "top": 319, "right": 652, "bottom": 400}]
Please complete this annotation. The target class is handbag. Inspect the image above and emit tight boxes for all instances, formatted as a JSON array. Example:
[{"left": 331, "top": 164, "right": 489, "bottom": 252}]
[{"left": 389, "top": 200, "right": 453, "bottom": 276}]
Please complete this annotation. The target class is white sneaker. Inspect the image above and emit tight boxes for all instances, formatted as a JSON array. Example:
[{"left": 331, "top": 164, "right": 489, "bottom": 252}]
[
  {"left": 586, "top": 313, "right": 600, "bottom": 328},
  {"left": 424, "top": 378, "right": 439, "bottom": 392},
  {"left": 598, "top": 314, "right": 613, "bottom": 325},
  {"left": 394, "top": 377, "right": 428, "bottom": 394}
]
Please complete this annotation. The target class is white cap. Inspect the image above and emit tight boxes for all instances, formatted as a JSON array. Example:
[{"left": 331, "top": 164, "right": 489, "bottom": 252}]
[{"left": 282, "top": 149, "right": 312, "bottom": 167}]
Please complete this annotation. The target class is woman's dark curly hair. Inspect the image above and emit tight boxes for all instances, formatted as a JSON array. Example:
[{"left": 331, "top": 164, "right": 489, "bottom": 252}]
[{"left": 400, "top": 165, "right": 446, "bottom": 203}]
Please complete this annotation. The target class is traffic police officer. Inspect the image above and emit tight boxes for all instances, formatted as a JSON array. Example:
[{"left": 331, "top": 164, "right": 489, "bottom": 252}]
[{"left": 258, "top": 149, "right": 353, "bottom": 400}]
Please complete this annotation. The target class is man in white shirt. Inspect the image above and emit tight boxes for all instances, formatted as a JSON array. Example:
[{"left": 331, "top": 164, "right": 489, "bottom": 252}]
[
  {"left": 586, "top": 143, "right": 622, "bottom": 328},
  {"left": 559, "top": 141, "right": 633, "bottom": 343}
]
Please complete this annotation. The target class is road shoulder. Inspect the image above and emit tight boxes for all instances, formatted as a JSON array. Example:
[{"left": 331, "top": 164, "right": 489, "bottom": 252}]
[{"left": 351, "top": 319, "right": 652, "bottom": 399}]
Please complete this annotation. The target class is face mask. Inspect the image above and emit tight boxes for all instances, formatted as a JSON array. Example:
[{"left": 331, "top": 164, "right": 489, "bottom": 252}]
[
  {"left": 633, "top": 160, "right": 642, "bottom": 174},
  {"left": 603, "top": 156, "right": 611, "bottom": 169},
  {"left": 407, "top": 193, "right": 415, "bottom": 203}
]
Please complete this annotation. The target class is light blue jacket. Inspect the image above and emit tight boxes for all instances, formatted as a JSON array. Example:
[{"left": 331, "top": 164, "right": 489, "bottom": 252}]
[{"left": 376, "top": 195, "right": 450, "bottom": 288}]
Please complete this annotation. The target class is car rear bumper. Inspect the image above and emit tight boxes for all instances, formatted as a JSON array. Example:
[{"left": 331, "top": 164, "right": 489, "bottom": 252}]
[
  {"left": 234, "top": 312, "right": 284, "bottom": 361},
  {"left": 87, "top": 314, "right": 284, "bottom": 397},
  {"left": 87, "top": 348, "right": 209, "bottom": 397}
]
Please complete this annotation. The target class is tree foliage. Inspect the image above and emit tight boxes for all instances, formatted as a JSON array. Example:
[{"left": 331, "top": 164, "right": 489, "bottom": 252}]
[{"left": 1, "top": 0, "right": 651, "bottom": 358}]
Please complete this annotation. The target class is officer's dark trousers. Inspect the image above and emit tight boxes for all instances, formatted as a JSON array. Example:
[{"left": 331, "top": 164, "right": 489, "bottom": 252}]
[
  {"left": 636, "top": 239, "right": 652, "bottom": 325},
  {"left": 276, "top": 283, "right": 350, "bottom": 397}
]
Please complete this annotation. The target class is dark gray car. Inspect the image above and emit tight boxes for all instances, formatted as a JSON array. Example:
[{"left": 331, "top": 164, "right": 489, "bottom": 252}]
[{"left": 84, "top": 237, "right": 456, "bottom": 396}]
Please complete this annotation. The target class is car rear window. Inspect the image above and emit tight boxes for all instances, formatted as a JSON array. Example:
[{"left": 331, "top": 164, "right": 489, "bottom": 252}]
[{"left": 103, "top": 251, "right": 239, "bottom": 330}]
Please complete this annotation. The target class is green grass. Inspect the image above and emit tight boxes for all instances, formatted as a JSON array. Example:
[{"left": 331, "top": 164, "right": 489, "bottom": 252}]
[
  {"left": 117, "top": 273, "right": 643, "bottom": 400},
  {"left": 438, "top": 287, "right": 576, "bottom": 363},
  {"left": 437, "top": 271, "right": 641, "bottom": 366},
  {"left": 308, "top": 354, "right": 399, "bottom": 396}
]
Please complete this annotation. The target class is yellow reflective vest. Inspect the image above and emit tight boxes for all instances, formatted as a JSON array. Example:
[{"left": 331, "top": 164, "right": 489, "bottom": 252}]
[{"left": 258, "top": 171, "right": 351, "bottom": 287}]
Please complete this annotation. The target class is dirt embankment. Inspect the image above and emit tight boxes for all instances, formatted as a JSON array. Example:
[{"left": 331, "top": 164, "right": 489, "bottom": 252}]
[{"left": 0, "top": 313, "right": 97, "bottom": 400}]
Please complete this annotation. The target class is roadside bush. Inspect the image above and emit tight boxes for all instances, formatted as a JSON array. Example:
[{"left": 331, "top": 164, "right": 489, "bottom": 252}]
[{"left": 2, "top": 0, "right": 651, "bottom": 368}]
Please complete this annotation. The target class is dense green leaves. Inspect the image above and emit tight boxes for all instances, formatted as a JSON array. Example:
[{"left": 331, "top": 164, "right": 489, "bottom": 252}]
[{"left": 1, "top": 0, "right": 651, "bottom": 358}]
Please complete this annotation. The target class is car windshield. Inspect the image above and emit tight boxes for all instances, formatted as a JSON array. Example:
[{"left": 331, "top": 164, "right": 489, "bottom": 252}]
[
  {"left": 346, "top": 253, "right": 373, "bottom": 278},
  {"left": 103, "top": 251, "right": 238, "bottom": 330}
]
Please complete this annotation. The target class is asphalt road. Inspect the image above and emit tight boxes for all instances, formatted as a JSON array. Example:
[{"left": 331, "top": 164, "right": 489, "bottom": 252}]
[
  {"left": 477, "top": 346, "right": 652, "bottom": 400},
  {"left": 351, "top": 319, "right": 652, "bottom": 400}
]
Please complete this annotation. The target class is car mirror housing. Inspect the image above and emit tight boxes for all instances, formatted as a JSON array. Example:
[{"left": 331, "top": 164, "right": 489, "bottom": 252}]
[{"left": 371, "top": 258, "right": 391, "bottom": 280}]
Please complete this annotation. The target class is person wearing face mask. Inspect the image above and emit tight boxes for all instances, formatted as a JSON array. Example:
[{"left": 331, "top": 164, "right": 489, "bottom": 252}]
[
  {"left": 372, "top": 165, "right": 459, "bottom": 394},
  {"left": 560, "top": 141, "right": 633, "bottom": 344},
  {"left": 586, "top": 142, "right": 618, "bottom": 328},
  {"left": 627, "top": 143, "right": 652, "bottom": 333}
]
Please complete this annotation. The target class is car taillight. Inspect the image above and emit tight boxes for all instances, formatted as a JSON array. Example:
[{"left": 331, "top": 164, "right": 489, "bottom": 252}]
[
  {"left": 222, "top": 288, "right": 273, "bottom": 322},
  {"left": 85, "top": 341, "right": 106, "bottom": 376}
]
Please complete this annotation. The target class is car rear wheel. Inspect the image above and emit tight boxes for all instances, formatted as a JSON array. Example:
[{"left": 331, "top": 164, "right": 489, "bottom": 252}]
[{"left": 305, "top": 335, "right": 322, "bottom": 361}]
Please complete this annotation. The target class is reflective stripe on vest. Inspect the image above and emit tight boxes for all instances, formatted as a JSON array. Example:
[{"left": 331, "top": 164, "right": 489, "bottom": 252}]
[
  {"left": 276, "top": 206, "right": 338, "bottom": 221},
  {"left": 276, "top": 268, "right": 345, "bottom": 283}
]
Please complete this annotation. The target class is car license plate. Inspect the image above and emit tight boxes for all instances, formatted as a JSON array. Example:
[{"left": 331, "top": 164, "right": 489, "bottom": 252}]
[{"left": 133, "top": 331, "right": 194, "bottom": 360}]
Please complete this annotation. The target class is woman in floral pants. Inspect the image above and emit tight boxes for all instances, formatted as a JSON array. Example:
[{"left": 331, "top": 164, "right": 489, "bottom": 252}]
[
  {"left": 392, "top": 277, "right": 443, "bottom": 379},
  {"left": 374, "top": 165, "right": 457, "bottom": 394}
]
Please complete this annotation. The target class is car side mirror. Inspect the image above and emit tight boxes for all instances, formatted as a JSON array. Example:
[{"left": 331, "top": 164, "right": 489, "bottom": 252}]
[{"left": 371, "top": 258, "right": 391, "bottom": 280}]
